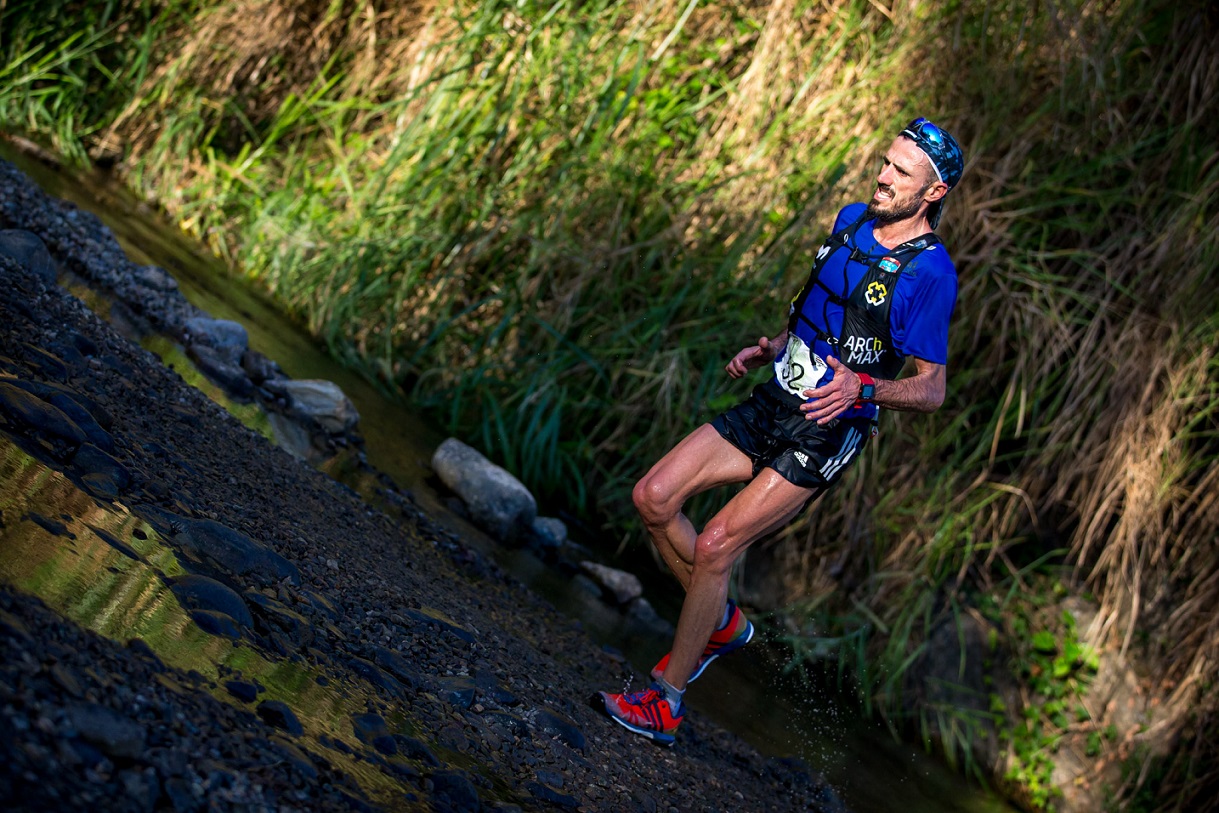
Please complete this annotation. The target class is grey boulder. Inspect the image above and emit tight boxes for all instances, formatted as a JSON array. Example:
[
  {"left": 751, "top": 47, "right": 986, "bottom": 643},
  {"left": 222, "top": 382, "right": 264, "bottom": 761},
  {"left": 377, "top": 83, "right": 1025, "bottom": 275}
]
[{"left": 431, "top": 438, "right": 536, "bottom": 543}]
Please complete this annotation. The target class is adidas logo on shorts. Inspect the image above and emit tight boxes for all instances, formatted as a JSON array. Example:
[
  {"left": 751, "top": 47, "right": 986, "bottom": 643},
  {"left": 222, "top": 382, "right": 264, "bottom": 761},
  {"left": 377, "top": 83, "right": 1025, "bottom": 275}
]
[{"left": 794, "top": 451, "right": 809, "bottom": 467}]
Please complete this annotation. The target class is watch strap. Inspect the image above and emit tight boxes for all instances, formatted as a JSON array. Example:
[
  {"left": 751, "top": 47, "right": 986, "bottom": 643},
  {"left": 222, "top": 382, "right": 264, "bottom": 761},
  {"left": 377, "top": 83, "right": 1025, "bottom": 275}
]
[{"left": 857, "top": 373, "right": 875, "bottom": 402}]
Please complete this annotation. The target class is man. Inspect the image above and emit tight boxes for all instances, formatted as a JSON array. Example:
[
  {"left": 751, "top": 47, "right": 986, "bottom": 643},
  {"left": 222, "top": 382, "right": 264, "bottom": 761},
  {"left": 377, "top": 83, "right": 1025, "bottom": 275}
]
[{"left": 596, "top": 118, "right": 965, "bottom": 746}]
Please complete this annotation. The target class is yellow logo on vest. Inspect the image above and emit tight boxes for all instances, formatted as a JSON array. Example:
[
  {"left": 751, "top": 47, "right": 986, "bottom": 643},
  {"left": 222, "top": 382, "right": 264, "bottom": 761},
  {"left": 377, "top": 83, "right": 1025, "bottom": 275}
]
[{"left": 865, "top": 280, "right": 888, "bottom": 306}]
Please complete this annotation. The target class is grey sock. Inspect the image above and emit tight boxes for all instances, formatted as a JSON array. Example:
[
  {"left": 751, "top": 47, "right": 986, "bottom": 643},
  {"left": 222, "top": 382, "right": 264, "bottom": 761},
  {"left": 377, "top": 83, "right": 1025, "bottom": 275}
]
[
  {"left": 658, "top": 678, "right": 685, "bottom": 714},
  {"left": 717, "top": 601, "right": 733, "bottom": 630}
]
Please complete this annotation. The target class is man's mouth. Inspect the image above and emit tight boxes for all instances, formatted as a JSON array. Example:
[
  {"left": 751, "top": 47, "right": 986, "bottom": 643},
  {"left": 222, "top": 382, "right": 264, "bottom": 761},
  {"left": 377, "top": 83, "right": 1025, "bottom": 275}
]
[{"left": 874, "top": 184, "right": 894, "bottom": 202}]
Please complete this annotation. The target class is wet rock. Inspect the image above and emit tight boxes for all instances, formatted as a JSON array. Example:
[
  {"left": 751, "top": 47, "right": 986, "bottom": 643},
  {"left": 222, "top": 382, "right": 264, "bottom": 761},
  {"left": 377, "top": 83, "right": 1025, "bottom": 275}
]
[
  {"left": 72, "top": 443, "right": 131, "bottom": 499},
  {"left": 530, "top": 515, "right": 568, "bottom": 550},
  {"left": 186, "top": 344, "right": 254, "bottom": 398},
  {"left": 278, "top": 379, "right": 359, "bottom": 434},
  {"left": 244, "top": 591, "right": 313, "bottom": 646},
  {"left": 394, "top": 734, "right": 441, "bottom": 767},
  {"left": 66, "top": 702, "right": 146, "bottom": 760},
  {"left": 352, "top": 713, "right": 391, "bottom": 745},
  {"left": 256, "top": 700, "right": 303, "bottom": 735},
  {"left": 435, "top": 675, "right": 477, "bottom": 709},
  {"left": 190, "top": 609, "right": 243, "bottom": 639},
  {"left": 346, "top": 656, "right": 409, "bottom": 697},
  {"left": 431, "top": 438, "right": 536, "bottom": 543},
  {"left": 474, "top": 671, "right": 519, "bottom": 707},
  {"left": 534, "top": 769, "right": 564, "bottom": 788},
  {"left": 372, "top": 734, "right": 398, "bottom": 756},
  {"left": 183, "top": 317, "right": 248, "bottom": 366},
  {"left": 20, "top": 343, "right": 72, "bottom": 381},
  {"left": 171, "top": 517, "right": 301, "bottom": 587},
  {"left": 169, "top": 574, "right": 253, "bottom": 627},
  {"left": 527, "top": 780, "right": 580, "bottom": 808},
  {"left": 6, "top": 378, "right": 116, "bottom": 451},
  {"left": 264, "top": 410, "right": 319, "bottom": 461},
  {"left": 300, "top": 588, "right": 339, "bottom": 620},
  {"left": 0, "top": 228, "right": 56, "bottom": 285},
  {"left": 0, "top": 380, "right": 87, "bottom": 454},
  {"left": 240, "top": 349, "right": 281, "bottom": 386},
  {"left": 224, "top": 680, "right": 259, "bottom": 703},
  {"left": 437, "top": 722, "right": 471, "bottom": 752},
  {"left": 371, "top": 646, "right": 421, "bottom": 689},
  {"left": 531, "top": 709, "right": 585, "bottom": 752},
  {"left": 579, "top": 561, "right": 643, "bottom": 605},
  {"left": 269, "top": 735, "right": 319, "bottom": 780},
  {"left": 428, "top": 770, "right": 481, "bottom": 812}
]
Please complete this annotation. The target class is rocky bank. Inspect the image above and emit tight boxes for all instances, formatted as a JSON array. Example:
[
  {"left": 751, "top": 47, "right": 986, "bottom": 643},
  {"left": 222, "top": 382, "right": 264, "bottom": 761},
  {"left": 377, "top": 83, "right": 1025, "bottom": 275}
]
[{"left": 0, "top": 157, "right": 844, "bottom": 812}]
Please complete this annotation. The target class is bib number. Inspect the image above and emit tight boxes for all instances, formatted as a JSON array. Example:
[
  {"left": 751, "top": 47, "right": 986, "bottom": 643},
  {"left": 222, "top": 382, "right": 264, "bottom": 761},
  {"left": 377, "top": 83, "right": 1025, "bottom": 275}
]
[{"left": 774, "top": 334, "right": 826, "bottom": 397}]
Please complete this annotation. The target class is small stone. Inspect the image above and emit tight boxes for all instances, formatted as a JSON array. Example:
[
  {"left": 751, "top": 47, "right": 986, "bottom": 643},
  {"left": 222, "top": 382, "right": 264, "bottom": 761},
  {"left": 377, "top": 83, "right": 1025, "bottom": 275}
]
[
  {"left": 256, "top": 700, "right": 303, "bottom": 735},
  {"left": 579, "top": 561, "right": 643, "bottom": 605},
  {"left": 67, "top": 703, "right": 146, "bottom": 760}
]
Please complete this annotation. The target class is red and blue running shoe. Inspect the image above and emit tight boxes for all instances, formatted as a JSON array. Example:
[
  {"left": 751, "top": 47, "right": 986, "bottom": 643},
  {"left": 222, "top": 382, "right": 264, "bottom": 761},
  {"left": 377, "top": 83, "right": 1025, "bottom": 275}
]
[
  {"left": 650, "top": 598, "right": 753, "bottom": 684},
  {"left": 596, "top": 683, "right": 685, "bottom": 746}
]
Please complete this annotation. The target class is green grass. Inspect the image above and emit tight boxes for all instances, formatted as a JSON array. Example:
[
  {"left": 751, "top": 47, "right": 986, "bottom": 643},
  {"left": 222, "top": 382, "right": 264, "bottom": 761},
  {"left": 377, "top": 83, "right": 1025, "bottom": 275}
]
[{"left": 3, "top": 0, "right": 1218, "bottom": 808}]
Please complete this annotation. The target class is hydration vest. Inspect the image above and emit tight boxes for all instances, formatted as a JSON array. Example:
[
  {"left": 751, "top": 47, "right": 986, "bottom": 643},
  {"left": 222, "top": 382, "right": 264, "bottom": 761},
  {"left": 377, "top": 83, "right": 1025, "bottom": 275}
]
[{"left": 787, "top": 212, "right": 940, "bottom": 381}]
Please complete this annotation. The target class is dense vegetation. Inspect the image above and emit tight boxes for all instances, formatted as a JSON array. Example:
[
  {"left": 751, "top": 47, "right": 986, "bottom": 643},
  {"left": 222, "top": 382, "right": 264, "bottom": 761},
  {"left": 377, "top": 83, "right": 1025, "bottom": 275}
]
[{"left": 2, "top": 0, "right": 1216, "bottom": 809}]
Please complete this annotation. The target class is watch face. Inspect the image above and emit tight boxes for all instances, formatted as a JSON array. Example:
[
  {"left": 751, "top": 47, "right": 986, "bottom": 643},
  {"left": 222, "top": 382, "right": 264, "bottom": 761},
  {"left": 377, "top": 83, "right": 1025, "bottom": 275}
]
[{"left": 861, "top": 384, "right": 875, "bottom": 401}]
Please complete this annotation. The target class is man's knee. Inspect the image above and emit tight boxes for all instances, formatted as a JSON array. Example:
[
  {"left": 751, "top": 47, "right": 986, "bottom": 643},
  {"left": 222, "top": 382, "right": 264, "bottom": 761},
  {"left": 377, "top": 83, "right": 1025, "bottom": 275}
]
[
  {"left": 632, "top": 475, "right": 675, "bottom": 526},
  {"left": 692, "top": 520, "right": 739, "bottom": 576}
]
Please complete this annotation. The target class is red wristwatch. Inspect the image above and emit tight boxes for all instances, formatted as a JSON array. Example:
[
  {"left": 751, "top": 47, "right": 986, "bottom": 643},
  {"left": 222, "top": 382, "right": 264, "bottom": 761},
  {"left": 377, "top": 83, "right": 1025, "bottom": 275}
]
[{"left": 857, "top": 373, "right": 875, "bottom": 403}]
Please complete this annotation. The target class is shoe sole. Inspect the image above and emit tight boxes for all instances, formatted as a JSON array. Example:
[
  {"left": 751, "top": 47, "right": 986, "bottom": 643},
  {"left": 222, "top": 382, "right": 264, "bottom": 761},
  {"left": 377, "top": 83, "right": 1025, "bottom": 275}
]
[
  {"left": 591, "top": 692, "right": 677, "bottom": 747},
  {"left": 650, "top": 619, "right": 755, "bottom": 684}
]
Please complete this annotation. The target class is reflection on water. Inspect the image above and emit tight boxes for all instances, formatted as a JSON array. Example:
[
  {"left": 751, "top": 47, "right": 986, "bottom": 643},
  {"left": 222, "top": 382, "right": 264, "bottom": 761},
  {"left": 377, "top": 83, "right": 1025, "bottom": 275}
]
[
  {"left": 0, "top": 439, "right": 497, "bottom": 806},
  {"left": 0, "top": 140, "right": 1016, "bottom": 813}
]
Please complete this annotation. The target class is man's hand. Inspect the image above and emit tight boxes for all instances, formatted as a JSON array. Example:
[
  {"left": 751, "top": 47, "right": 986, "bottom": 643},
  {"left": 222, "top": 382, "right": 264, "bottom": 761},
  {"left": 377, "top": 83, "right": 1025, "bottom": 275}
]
[
  {"left": 726, "top": 335, "right": 781, "bottom": 379},
  {"left": 800, "top": 356, "right": 861, "bottom": 423}
]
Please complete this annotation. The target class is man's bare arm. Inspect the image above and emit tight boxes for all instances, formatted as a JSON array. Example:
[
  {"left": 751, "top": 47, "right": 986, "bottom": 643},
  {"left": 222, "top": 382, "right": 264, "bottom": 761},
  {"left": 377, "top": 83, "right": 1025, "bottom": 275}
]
[
  {"left": 799, "top": 356, "right": 946, "bottom": 424},
  {"left": 725, "top": 329, "right": 788, "bottom": 379}
]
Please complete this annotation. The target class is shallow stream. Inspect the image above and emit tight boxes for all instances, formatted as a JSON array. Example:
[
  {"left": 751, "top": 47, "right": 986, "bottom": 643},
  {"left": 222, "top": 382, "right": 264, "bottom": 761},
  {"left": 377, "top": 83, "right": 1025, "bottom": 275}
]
[{"left": 0, "top": 141, "right": 1014, "bottom": 813}]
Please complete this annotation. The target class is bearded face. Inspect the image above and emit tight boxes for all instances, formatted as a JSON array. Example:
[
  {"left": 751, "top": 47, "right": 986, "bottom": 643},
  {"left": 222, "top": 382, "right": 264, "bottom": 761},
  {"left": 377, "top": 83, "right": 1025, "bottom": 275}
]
[
  {"left": 864, "top": 181, "right": 929, "bottom": 225},
  {"left": 865, "top": 136, "right": 943, "bottom": 227}
]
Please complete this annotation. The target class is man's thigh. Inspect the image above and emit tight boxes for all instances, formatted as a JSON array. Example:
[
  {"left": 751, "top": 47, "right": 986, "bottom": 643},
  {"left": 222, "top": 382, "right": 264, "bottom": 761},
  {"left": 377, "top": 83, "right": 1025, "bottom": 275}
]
[
  {"left": 641, "top": 424, "right": 755, "bottom": 506},
  {"left": 701, "top": 468, "right": 820, "bottom": 560}
]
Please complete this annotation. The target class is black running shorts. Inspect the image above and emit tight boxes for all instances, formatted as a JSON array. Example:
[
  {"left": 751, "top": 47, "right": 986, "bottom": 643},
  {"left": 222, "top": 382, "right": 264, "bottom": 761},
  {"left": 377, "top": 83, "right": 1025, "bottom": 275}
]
[{"left": 711, "top": 382, "right": 874, "bottom": 490}]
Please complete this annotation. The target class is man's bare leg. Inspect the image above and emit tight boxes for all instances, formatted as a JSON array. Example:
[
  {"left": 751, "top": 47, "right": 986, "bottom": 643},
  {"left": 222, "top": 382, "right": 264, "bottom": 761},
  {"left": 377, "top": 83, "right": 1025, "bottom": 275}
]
[
  {"left": 632, "top": 424, "right": 755, "bottom": 590},
  {"left": 661, "top": 470, "right": 817, "bottom": 690}
]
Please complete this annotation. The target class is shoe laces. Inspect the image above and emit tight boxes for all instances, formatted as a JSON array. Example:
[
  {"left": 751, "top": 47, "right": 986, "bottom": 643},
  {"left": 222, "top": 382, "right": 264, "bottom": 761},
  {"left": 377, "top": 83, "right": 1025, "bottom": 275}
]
[{"left": 623, "top": 686, "right": 662, "bottom": 706}]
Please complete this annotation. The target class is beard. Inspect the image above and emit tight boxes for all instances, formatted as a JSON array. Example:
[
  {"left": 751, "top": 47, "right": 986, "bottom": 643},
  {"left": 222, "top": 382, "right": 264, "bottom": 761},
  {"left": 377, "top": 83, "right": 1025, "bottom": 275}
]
[{"left": 865, "top": 183, "right": 928, "bottom": 226}]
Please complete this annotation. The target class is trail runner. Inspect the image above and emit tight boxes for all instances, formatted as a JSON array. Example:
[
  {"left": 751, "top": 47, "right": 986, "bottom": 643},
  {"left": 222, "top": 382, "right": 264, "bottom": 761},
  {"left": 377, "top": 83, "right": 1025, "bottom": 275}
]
[{"left": 596, "top": 118, "right": 966, "bottom": 746}]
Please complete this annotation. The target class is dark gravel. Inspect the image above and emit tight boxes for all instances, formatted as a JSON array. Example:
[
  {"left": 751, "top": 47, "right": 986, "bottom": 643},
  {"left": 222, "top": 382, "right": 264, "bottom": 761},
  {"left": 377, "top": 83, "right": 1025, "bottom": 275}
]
[{"left": 0, "top": 158, "right": 844, "bottom": 813}]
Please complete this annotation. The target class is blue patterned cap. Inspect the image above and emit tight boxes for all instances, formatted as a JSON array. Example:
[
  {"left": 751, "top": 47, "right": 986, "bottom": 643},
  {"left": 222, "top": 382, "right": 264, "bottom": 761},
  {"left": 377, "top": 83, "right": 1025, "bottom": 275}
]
[
  {"left": 901, "top": 118, "right": 963, "bottom": 228},
  {"left": 901, "top": 118, "right": 964, "bottom": 189}
]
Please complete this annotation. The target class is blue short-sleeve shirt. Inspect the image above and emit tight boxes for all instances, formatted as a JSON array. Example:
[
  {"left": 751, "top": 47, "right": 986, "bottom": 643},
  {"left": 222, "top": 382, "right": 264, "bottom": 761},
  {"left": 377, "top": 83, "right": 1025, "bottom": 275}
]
[{"left": 773, "top": 203, "right": 958, "bottom": 418}]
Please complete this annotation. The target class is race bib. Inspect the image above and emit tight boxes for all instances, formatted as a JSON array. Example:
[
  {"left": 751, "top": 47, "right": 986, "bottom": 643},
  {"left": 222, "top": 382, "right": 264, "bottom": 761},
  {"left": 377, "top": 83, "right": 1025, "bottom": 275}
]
[{"left": 774, "top": 334, "right": 827, "bottom": 397}]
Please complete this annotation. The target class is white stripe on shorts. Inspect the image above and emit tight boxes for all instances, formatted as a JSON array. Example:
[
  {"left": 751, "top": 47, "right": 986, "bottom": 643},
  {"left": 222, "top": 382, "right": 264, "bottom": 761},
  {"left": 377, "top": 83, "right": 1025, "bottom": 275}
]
[{"left": 820, "top": 426, "right": 861, "bottom": 481}]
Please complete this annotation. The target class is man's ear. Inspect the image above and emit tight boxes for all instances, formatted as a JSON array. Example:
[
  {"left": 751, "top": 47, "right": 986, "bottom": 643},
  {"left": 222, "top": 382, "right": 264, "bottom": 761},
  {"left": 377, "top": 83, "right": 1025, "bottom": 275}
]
[{"left": 924, "top": 181, "right": 949, "bottom": 204}]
